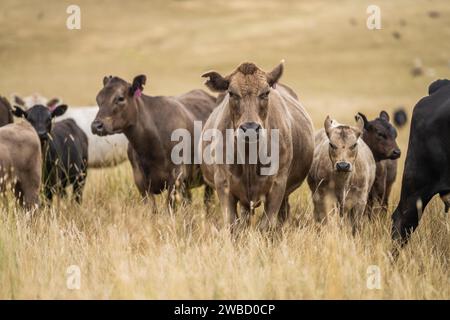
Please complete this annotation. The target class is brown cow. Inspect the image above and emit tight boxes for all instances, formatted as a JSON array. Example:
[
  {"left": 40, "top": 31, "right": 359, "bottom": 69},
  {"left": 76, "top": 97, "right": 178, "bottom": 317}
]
[
  {"left": 200, "top": 61, "right": 314, "bottom": 232},
  {"left": 0, "top": 96, "right": 13, "bottom": 127},
  {"left": 307, "top": 115, "right": 376, "bottom": 229},
  {"left": 357, "top": 112, "right": 401, "bottom": 216},
  {"left": 0, "top": 120, "right": 42, "bottom": 209},
  {"left": 91, "top": 75, "right": 217, "bottom": 211}
]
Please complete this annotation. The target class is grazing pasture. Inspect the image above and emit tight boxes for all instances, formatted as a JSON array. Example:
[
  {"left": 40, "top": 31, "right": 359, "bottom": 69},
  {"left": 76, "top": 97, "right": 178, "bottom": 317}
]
[{"left": 0, "top": 0, "right": 449, "bottom": 299}]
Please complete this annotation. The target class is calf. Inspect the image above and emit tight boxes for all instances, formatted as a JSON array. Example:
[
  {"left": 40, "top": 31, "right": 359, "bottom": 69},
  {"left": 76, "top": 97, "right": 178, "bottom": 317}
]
[
  {"left": 200, "top": 62, "right": 314, "bottom": 232},
  {"left": 13, "top": 104, "right": 88, "bottom": 203},
  {"left": 0, "top": 120, "right": 42, "bottom": 209},
  {"left": 307, "top": 115, "right": 376, "bottom": 228},
  {"left": 91, "top": 75, "right": 216, "bottom": 212},
  {"left": 0, "top": 96, "right": 13, "bottom": 127},
  {"left": 12, "top": 94, "right": 128, "bottom": 167},
  {"left": 357, "top": 111, "right": 401, "bottom": 216},
  {"left": 392, "top": 79, "right": 450, "bottom": 245}
]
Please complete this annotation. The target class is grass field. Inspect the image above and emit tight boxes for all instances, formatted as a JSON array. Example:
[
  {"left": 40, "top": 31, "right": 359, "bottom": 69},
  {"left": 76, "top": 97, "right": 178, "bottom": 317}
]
[{"left": 0, "top": 0, "right": 449, "bottom": 299}]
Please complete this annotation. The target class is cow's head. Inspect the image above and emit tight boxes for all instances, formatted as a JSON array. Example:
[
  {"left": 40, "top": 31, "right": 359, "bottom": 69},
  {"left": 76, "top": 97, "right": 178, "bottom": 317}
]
[
  {"left": 357, "top": 111, "right": 401, "bottom": 161},
  {"left": 325, "top": 115, "right": 364, "bottom": 173},
  {"left": 202, "top": 61, "right": 284, "bottom": 140},
  {"left": 12, "top": 104, "right": 67, "bottom": 142},
  {"left": 91, "top": 75, "right": 145, "bottom": 136}
]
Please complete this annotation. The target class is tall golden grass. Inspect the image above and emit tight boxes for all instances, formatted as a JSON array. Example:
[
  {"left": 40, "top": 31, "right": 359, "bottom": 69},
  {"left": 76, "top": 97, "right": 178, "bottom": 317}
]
[{"left": 0, "top": 0, "right": 449, "bottom": 299}]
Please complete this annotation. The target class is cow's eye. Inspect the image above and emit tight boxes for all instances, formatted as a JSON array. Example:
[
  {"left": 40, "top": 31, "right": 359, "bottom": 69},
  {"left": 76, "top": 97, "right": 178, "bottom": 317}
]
[
  {"left": 259, "top": 91, "right": 270, "bottom": 100},
  {"left": 377, "top": 132, "right": 387, "bottom": 139},
  {"left": 329, "top": 143, "right": 338, "bottom": 150},
  {"left": 350, "top": 143, "right": 358, "bottom": 150},
  {"left": 117, "top": 96, "right": 125, "bottom": 103}
]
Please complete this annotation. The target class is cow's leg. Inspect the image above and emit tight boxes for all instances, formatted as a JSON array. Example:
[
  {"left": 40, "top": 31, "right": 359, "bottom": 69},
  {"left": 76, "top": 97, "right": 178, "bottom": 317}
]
[
  {"left": 19, "top": 177, "right": 40, "bottom": 210},
  {"left": 203, "top": 185, "right": 215, "bottom": 215},
  {"left": 278, "top": 196, "right": 290, "bottom": 225},
  {"left": 312, "top": 189, "right": 330, "bottom": 224},
  {"left": 215, "top": 183, "right": 238, "bottom": 230},
  {"left": 72, "top": 172, "right": 86, "bottom": 204},
  {"left": 260, "top": 178, "right": 287, "bottom": 232},
  {"left": 349, "top": 201, "right": 366, "bottom": 235},
  {"left": 392, "top": 190, "right": 432, "bottom": 245}
]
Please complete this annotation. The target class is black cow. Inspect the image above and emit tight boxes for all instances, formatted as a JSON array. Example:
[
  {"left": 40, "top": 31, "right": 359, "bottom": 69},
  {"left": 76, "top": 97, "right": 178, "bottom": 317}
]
[
  {"left": 13, "top": 104, "right": 88, "bottom": 203},
  {"left": 0, "top": 96, "right": 13, "bottom": 127},
  {"left": 393, "top": 108, "right": 408, "bottom": 128},
  {"left": 392, "top": 79, "right": 450, "bottom": 244}
]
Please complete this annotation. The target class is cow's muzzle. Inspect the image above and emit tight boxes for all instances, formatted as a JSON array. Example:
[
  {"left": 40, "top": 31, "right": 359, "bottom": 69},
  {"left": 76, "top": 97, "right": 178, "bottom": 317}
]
[
  {"left": 390, "top": 149, "right": 401, "bottom": 160},
  {"left": 91, "top": 119, "right": 106, "bottom": 136},
  {"left": 335, "top": 161, "right": 352, "bottom": 172}
]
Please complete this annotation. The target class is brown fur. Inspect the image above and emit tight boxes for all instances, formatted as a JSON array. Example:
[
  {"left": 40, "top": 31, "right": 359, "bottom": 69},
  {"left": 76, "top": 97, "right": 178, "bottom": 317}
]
[
  {"left": 0, "top": 120, "right": 42, "bottom": 209},
  {"left": 358, "top": 112, "right": 400, "bottom": 216},
  {"left": 307, "top": 116, "right": 376, "bottom": 229},
  {"left": 200, "top": 61, "right": 314, "bottom": 232},
  {"left": 93, "top": 75, "right": 217, "bottom": 212}
]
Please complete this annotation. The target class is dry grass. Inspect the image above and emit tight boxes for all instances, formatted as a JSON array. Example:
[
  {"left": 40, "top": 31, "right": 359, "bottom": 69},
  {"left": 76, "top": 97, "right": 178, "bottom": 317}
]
[{"left": 0, "top": 0, "right": 449, "bottom": 299}]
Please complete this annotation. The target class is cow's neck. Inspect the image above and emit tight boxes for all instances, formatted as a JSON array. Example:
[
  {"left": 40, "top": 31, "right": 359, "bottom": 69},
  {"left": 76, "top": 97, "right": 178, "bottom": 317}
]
[{"left": 124, "top": 96, "right": 166, "bottom": 164}]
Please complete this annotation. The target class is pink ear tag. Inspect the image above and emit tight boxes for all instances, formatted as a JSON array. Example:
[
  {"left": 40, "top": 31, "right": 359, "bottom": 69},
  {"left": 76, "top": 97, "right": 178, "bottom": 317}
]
[{"left": 134, "top": 88, "right": 142, "bottom": 98}]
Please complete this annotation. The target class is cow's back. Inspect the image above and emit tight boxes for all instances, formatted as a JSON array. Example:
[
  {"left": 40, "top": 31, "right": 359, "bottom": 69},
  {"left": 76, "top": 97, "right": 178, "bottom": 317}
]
[
  {"left": 49, "top": 119, "right": 88, "bottom": 171},
  {"left": 0, "top": 121, "right": 41, "bottom": 177},
  {"left": 56, "top": 106, "right": 128, "bottom": 167},
  {"left": 176, "top": 89, "right": 217, "bottom": 122}
]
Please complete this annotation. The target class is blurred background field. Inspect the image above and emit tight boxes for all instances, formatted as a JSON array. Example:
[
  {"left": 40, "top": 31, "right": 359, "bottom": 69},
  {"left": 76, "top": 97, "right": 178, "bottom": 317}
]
[{"left": 0, "top": 0, "right": 449, "bottom": 299}]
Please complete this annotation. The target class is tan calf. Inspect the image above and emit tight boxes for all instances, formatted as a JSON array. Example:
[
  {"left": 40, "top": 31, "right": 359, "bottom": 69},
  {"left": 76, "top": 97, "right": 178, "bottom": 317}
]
[
  {"left": 307, "top": 115, "right": 376, "bottom": 228},
  {"left": 0, "top": 121, "right": 42, "bottom": 209}
]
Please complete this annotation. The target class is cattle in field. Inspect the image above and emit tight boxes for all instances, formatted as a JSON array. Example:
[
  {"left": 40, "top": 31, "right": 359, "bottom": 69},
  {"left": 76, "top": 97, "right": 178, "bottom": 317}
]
[
  {"left": 91, "top": 74, "right": 217, "bottom": 212},
  {"left": 0, "top": 96, "right": 13, "bottom": 127},
  {"left": 393, "top": 108, "right": 408, "bottom": 128},
  {"left": 200, "top": 61, "right": 314, "bottom": 232},
  {"left": 13, "top": 104, "right": 88, "bottom": 203},
  {"left": 307, "top": 115, "right": 376, "bottom": 229},
  {"left": 392, "top": 79, "right": 450, "bottom": 244},
  {"left": 357, "top": 111, "right": 401, "bottom": 216},
  {"left": 0, "top": 120, "right": 42, "bottom": 209},
  {"left": 11, "top": 94, "right": 128, "bottom": 167}
]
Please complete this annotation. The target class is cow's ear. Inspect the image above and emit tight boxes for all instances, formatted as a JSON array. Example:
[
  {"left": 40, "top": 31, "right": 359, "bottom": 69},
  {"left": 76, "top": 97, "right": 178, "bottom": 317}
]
[
  {"left": 12, "top": 106, "right": 27, "bottom": 118},
  {"left": 103, "top": 75, "right": 112, "bottom": 87},
  {"left": 356, "top": 112, "right": 370, "bottom": 130},
  {"left": 47, "top": 97, "right": 62, "bottom": 110},
  {"left": 324, "top": 115, "right": 333, "bottom": 138},
  {"left": 51, "top": 104, "right": 68, "bottom": 118},
  {"left": 379, "top": 110, "right": 390, "bottom": 122},
  {"left": 11, "top": 94, "right": 25, "bottom": 107},
  {"left": 202, "top": 71, "right": 229, "bottom": 92},
  {"left": 267, "top": 60, "right": 284, "bottom": 88},
  {"left": 354, "top": 114, "right": 365, "bottom": 138},
  {"left": 129, "top": 75, "right": 147, "bottom": 97}
]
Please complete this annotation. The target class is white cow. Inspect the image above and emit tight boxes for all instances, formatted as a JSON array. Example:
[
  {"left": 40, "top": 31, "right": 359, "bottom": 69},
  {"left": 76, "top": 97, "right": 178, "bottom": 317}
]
[{"left": 11, "top": 93, "right": 128, "bottom": 167}]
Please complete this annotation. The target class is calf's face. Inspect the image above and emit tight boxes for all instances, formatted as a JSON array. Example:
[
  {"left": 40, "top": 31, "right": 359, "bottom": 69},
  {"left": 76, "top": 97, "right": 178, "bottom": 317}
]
[
  {"left": 92, "top": 75, "right": 146, "bottom": 136},
  {"left": 202, "top": 62, "right": 284, "bottom": 139},
  {"left": 324, "top": 115, "right": 364, "bottom": 173},
  {"left": 12, "top": 104, "right": 68, "bottom": 141},
  {"left": 358, "top": 111, "right": 401, "bottom": 161}
]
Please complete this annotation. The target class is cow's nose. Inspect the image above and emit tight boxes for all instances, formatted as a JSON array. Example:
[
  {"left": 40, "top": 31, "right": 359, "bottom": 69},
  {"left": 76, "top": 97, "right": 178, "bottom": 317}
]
[
  {"left": 336, "top": 161, "right": 351, "bottom": 172},
  {"left": 392, "top": 149, "right": 401, "bottom": 159},
  {"left": 239, "top": 122, "right": 262, "bottom": 133},
  {"left": 91, "top": 120, "right": 104, "bottom": 135}
]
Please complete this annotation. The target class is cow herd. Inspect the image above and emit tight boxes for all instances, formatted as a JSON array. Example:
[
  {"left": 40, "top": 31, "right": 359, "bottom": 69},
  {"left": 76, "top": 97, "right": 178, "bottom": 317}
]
[{"left": 0, "top": 61, "right": 449, "bottom": 248}]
